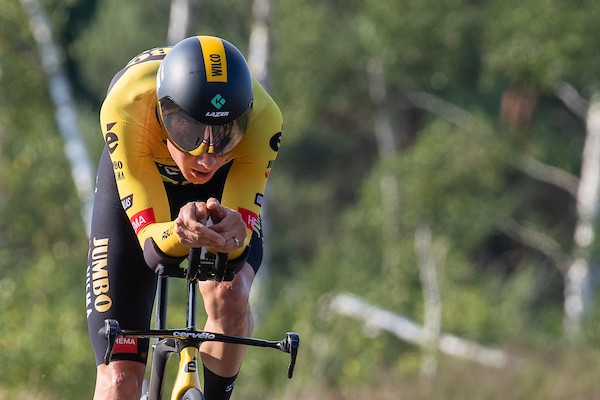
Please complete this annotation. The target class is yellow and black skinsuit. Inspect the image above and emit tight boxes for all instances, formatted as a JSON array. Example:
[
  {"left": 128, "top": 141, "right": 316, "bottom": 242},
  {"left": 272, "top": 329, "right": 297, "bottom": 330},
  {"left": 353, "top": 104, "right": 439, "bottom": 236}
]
[{"left": 86, "top": 46, "right": 282, "bottom": 365}]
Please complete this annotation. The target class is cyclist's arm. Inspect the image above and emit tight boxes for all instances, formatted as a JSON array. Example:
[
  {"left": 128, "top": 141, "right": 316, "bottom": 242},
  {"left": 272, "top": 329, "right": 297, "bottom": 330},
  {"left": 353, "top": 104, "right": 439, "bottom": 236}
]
[
  {"left": 219, "top": 81, "right": 283, "bottom": 261},
  {"left": 100, "top": 98, "right": 189, "bottom": 261}
]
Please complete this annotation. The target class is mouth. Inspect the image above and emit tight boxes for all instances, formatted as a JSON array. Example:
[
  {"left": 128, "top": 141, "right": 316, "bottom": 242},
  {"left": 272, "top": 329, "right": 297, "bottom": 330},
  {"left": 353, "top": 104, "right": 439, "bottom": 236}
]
[{"left": 190, "top": 168, "right": 211, "bottom": 181}]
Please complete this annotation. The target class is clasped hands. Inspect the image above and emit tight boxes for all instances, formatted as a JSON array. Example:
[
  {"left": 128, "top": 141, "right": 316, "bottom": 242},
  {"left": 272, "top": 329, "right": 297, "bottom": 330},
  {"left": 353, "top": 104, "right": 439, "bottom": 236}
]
[{"left": 175, "top": 197, "right": 246, "bottom": 253}]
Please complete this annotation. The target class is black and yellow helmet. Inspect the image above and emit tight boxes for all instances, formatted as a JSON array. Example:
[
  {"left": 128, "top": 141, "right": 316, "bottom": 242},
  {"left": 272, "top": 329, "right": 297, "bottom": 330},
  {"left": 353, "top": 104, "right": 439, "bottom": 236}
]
[{"left": 157, "top": 36, "right": 253, "bottom": 156}]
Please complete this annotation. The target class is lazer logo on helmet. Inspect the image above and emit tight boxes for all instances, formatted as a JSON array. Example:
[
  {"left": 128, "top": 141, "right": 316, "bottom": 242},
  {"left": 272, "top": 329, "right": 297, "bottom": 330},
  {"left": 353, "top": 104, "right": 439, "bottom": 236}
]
[{"left": 206, "top": 111, "right": 230, "bottom": 118}]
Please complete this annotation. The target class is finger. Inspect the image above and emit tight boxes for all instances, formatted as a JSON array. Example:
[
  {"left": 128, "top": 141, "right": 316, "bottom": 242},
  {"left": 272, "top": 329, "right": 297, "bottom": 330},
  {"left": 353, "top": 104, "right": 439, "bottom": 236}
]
[
  {"left": 210, "top": 207, "right": 245, "bottom": 233},
  {"left": 175, "top": 202, "right": 226, "bottom": 247},
  {"left": 207, "top": 197, "right": 226, "bottom": 223},
  {"left": 209, "top": 208, "right": 231, "bottom": 233},
  {"left": 211, "top": 235, "right": 244, "bottom": 253},
  {"left": 224, "top": 228, "right": 247, "bottom": 249},
  {"left": 176, "top": 202, "right": 207, "bottom": 229},
  {"left": 176, "top": 224, "right": 226, "bottom": 247},
  {"left": 192, "top": 202, "right": 210, "bottom": 225}
]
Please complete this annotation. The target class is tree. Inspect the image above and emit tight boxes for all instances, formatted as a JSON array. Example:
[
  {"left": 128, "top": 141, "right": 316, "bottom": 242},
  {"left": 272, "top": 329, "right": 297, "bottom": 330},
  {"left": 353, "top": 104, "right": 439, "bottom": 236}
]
[
  {"left": 483, "top": 0, "right": 600, "bottom": 340},
  {"left": 5, "top": 0, "right": 600, "bottom": 397},
  {"left": 0, "top": 1, "right": 94, "bottom": 397},
  {"left": 21, "top": 0, "right": 95, "bottom": 233}
]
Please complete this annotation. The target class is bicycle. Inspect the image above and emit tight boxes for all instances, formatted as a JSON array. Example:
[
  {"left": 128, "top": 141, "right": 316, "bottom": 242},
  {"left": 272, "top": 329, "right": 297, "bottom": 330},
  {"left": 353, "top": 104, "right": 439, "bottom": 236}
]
[{"left": 99, "top": 247, "right": 299, "bottom": 400}]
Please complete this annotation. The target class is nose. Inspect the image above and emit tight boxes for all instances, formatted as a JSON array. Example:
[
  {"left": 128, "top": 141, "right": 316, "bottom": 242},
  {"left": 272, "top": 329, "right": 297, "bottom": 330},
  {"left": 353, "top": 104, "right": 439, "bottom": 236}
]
[{"left": 196, "top": 152, "right": 218, "bottom": 169}]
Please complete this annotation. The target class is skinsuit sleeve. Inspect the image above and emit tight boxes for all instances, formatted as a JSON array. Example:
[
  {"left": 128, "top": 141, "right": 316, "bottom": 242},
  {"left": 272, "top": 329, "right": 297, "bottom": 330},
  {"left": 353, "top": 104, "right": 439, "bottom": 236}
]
[
  {"left": 218, "top": 78, "right": 283, "bottom": 260},
  {"left": 100, "top": 47, "right": 190, "bottom": 260}
]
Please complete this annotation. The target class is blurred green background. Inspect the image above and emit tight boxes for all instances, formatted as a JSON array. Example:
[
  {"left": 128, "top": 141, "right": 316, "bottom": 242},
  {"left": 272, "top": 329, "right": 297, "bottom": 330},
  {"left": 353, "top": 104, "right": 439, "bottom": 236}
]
[{"left": 2, "top": 0, "right": 600, "bottom": 398}]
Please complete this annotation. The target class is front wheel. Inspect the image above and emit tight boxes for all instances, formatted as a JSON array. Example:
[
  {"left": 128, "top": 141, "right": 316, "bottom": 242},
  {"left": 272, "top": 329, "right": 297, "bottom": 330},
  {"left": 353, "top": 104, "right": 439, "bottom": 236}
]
[{"left": 182, "top": 388, "right": 205, "bottom": 400}]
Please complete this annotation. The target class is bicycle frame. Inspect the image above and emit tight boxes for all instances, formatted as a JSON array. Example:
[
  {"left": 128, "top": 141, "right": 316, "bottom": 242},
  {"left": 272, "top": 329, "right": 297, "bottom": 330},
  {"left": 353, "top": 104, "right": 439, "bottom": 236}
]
[{"left": 99, "top": 249, "right": 299, "bottom": 400}]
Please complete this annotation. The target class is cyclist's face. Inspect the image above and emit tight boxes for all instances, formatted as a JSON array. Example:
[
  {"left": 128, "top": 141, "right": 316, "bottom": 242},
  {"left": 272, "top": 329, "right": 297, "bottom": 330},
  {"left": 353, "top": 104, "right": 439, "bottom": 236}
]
[{"left": 166, "top": 140, "right": 229, "bottom": 184}]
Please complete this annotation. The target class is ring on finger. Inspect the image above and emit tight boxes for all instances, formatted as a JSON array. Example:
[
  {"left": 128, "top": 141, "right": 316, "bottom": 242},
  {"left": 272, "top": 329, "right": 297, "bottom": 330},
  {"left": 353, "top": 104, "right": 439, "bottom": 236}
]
[{"left": 233, "top": 237, "right": 240, "bottom": 246}]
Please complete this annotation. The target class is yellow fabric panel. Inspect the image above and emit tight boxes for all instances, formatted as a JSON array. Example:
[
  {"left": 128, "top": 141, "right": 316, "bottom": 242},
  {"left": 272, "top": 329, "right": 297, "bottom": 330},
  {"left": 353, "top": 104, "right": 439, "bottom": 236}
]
[
  {"left": 100, "top": 51, "right": 187, "bottom": 257},
  {"left": 222, "top": 79, "right": 282, "bottom": 259}
]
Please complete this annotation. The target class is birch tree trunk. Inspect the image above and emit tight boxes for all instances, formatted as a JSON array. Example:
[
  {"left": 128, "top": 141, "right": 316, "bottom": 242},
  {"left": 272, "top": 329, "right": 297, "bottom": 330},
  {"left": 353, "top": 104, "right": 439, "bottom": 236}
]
[
  {"left": 564, "top": 94, "right": 600, "bottom": 341},
  {"left": 248, "top": 0, "right": 273, "bottom": 321},
  {"left": 248, "top": 0, "right": 272, "bottom": 89},
  {"left": 405, "top": 88, "right": 600, "bottom": 341},
  {"left": 20, "top": 0, "right": 95, "bottom": 236},
  {"left": 167, "top": 0, "right": 191, "bottom": 45},
  {"left": 366, "top": 57, "right": 401, "bottom": 279},
  {"left": 327, "top": 293, "right": 507, "bottom": 368},
  {"left": 415, "top": 223, "right": 446, "bottom": 378}
]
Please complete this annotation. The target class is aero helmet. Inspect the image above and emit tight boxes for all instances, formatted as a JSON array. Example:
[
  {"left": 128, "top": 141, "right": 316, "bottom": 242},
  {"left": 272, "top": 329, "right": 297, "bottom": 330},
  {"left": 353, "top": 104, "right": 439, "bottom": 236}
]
[{"left": 157, "top": 36, "right": 253, "bottom": 156}]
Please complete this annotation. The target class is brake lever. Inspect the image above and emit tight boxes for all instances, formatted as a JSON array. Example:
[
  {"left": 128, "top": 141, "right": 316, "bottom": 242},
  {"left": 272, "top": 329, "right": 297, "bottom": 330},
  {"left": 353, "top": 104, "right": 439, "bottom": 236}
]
[
  {"left": 278, "top": 332, "right": 300, "bottom": 379},
  {"left": 98, "top": 319, "right": 121, "bottom": 365}
]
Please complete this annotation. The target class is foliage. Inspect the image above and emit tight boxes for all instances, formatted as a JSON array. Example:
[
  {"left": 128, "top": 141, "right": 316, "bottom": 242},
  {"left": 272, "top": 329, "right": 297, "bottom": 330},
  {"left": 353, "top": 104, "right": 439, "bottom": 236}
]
[
  {"left": 482, "top": 0, "right": 600, "bottom": 90},
  {"left": 0, "top": 0, "right": 95, "bottom": 397},
  {"left": 3, "top": 0, "right": 600, "bottom": 398},
  {"left": 70, "top": 0, "right": 169, "bottom": 100}
]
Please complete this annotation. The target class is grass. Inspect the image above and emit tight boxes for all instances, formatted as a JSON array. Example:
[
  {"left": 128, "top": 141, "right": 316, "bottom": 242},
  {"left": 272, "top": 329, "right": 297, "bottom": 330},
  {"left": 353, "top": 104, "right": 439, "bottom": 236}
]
[{"left": 281, "top": 341, "right": 600, "bottom": 400}]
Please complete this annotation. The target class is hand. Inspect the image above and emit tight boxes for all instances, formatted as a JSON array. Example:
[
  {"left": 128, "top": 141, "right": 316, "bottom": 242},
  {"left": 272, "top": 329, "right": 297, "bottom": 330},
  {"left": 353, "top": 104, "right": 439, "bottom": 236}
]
[
  {"left": 206, "top": 198, "right": 247, "bottom": 253},
  {"left": 175, "top": 198, "right": 246, "bottom": 253}
]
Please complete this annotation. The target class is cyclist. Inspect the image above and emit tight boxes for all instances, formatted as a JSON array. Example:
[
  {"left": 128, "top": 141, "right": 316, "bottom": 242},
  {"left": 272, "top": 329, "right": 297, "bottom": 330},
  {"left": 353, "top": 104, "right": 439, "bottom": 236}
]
[{"left": 86, "top": 35, "right": 282, "bottom": 400}]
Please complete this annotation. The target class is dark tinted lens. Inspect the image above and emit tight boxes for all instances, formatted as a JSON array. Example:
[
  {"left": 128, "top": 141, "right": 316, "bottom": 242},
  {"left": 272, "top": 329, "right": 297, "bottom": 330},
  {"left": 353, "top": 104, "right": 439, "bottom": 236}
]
[
  {"left": 212, "top": 108, "right": 250, "bottom": 154},
  {"left": 159, "top": 98, "right": 207, "bottom": 152},
  {"left": 159, "top": 97, "right": 247, "bottom": 155},
  {"left": 210, "top": 124, "right": 235, "bottom": 154},
  {"left": 164, "top": 113, "right": 207, "bottom": 151}
]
